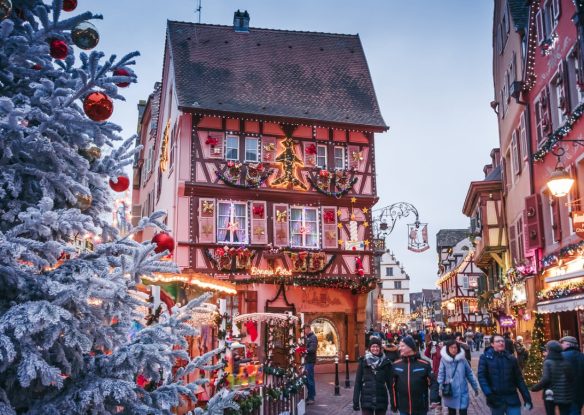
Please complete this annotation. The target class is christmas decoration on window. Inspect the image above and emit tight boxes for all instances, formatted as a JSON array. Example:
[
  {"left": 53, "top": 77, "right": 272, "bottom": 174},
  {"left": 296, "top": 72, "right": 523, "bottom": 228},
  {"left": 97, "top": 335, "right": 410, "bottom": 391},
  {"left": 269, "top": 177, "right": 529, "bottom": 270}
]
[
  {"left": 112, "top": 68, "right": 131, "bottom": 87},
  {"left": 62, "top": 0, "right": 77, "bottom": 11},
  {"left": 206, "top": 136, "right": 219, "bottom": 146},
  {"left": 253, "top": 226, "right": 265, "bottom": 238},
  {"left": 202, "top": 200, "right": 214, "bottom": 215},
  {"left": 159, "top": 120, "right": 170, "bottom": 172},
  {"left": 206, "top": 247, "right": 255, "bottom": 272},
  {"left": 307, "top": 168, "right": 358, "bottom": 198},
  {"left": 49, "top": 38, "right": 68, "bottom": 59},
  {"left": 541, "top": 238, "right": 584, "bottom": 269},
  {"left": 109, "top": 176, "right": 129, "bottom": 192},
  {"left": 351, "top": 150, "right": 363, "bottom": 163},
  {"left": 71, "top": 21, "right": 100, "bottom": 50},
  {"left": 288, "top": 251, "right": 331, "bottom": 273},
  {"left": 83, "top": 91, "right": 113, "bottom": 122},
  {"left": 533, "top": 102, "right": 584, "bottom": 161},
  {"left": 0, "top": 0, "right": 11, "bottom": 20},
  {"left": 540, "top": 32, "right": 558, "bottom": 56},
  {"left": 245, "top": 162, "right": 269, "bottom": 186},
  {"left": 276, "top": 209, "right": 287, "bottom": 223},
  {"left": 271, "top": 137, "right": 307, "bottom": 189},
  {"left": 151, "top": 232, "right": 175, "bottom": 254},
  {"left": 323, "top": 209, "right": 335, "bottom": 224},
  {"left": 252, "top": 204, "right": 264, "bottom": 218},
  {"left": 233, "top": 274, "right": 376, "bottom": 293}
]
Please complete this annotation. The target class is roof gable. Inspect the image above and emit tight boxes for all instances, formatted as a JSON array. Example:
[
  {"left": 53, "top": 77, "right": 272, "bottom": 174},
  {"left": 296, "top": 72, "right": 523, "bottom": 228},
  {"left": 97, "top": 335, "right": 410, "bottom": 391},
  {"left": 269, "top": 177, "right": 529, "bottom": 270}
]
[{"left": 166, "top": 21, "right": 387, "bottom": 130}]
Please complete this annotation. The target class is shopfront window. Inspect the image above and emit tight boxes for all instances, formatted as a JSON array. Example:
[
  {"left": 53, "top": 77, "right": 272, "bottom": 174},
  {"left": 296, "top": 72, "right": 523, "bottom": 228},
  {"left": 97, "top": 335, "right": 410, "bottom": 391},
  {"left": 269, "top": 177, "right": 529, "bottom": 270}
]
[{"left": 311, "top": 318, "right": 339, "bottom": 358}]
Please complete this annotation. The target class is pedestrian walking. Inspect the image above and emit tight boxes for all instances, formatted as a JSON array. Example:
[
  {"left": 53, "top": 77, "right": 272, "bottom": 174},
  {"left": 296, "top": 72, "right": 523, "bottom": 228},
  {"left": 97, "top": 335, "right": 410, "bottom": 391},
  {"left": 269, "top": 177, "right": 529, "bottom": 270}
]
[
  {"left": 559, "top": 336, "right": 584, "bottom": 415},
  {"left": 503, "top": 332, "right": 515, "bottom": 355},
  {"left": 455, "top": 334, "right": 471, "bottom": 363},
  {"left": 384, "top": 338, "right": 400, "bottom": 362},
  {"left": 464, "top": 329, "right": 475, "bottom": 352},
  {"left": 389, "top": 335, "right": 440, "bottom": 415},
  {"left": 438, "top": 340, "right": 480, "bottom": 415},
  {"left": 353, "top": 336, "right": 392, "bottom": 415},
  {"left": 514, "top": 336, "right": 529, "bottom": 372},
  {"left": 530, "top": 340, "right": 573, "bottom": 415},
  {"left": 424, "top": 340, "right": 442, "bottom": 377},
  {"left": 303, "top": 324, "right": 318, "bottom": 405},
  {"left": 478, "top": 334, "right": 532, "bottom": 415}
]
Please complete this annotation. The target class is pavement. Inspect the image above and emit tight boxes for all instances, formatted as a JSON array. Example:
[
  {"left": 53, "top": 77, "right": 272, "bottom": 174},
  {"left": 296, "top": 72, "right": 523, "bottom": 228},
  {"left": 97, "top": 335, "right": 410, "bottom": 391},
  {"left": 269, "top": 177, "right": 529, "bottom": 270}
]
[{"left": 306, "top": 349, "right": 546, "bottom": 415}]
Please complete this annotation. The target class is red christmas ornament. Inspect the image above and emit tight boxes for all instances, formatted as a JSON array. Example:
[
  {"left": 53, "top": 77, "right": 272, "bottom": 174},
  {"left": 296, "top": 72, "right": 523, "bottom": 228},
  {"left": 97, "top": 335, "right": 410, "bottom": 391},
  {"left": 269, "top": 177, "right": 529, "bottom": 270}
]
[
  {"left": 113, "top": 68, "right": 131, "bottom": 88},
  {"left": 245, "top": 321, "right": 258, "bottom": 342},
  {"left": 32, "top": 63, "right": 42, "bottom": 70},
  {"left": 109, "top": 176, "right": 129, "bottom": 192},
  {"left": 62, "top": 0, "right": 77, "bottom": 11},
  {"left": 49, "top": 39, "right": 68, "bottom": 60},
  {"left": 83, "top": 92, "right": 113, "bottom": 122},
  {"left": 151, "top": 232, "right": 175, "bottom": 254}
]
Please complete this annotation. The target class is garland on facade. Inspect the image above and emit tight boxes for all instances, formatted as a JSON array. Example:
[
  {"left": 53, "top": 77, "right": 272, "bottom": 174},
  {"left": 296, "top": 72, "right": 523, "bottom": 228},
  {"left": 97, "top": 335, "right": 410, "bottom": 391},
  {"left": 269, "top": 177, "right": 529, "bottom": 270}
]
[
  {"left": 225, "top": 390, "right": 263, "bottom": 415},
  {"left": 307, "top": 174, "right": 358, "bottom": 198},
  {"left": 533, "top": 101, "right": 584, "bottom": 161},
  {"left": 216, "top": 162, "right": 273, "bottom": 189},
  {"left": 537, "top": 279, "right": 584, "bottom": 301},
  {"left": 287, "top": 251, "right": 334, "bottom": 273},
  {"left": 205, "top": 247, "right": 255, "bottom": 272},
  {"left": 541, "top": 239, "right": 584, "bottom": 269},
  {"left": 233, "top": 274, "right": 376, "bottom": 293}
]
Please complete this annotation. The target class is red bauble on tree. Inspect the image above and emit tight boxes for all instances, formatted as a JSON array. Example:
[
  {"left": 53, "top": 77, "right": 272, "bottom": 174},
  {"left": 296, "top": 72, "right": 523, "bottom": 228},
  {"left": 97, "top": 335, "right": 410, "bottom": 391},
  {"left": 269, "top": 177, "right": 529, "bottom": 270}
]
[
  {"left": 49, "top": 39, "right": 68, "bottom": 60},
  {"left": 113, "top": 68, "right": 131, "bottom": 88},
  {"left": 83, "top": 92, "right": 113, "bottom": 122},
  {"left": 109, "top": 176, "right": 129, "bottom": 192},
  {"left": 152, "top": 232, "right": 175, "bottom": 254},
  {"left": 62, "top": 0, "right": 77, "bottom": 11}
]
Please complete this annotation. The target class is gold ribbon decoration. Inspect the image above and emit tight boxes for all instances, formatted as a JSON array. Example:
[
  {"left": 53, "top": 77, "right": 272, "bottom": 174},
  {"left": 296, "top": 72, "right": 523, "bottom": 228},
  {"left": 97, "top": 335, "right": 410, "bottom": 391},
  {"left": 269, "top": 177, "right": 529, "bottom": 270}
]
[
  {"left": 276, "top": 209, "right": 287, "bottom": 223},
  {"left": 202, "top": 200, "right": 214, "bottom": 215}
]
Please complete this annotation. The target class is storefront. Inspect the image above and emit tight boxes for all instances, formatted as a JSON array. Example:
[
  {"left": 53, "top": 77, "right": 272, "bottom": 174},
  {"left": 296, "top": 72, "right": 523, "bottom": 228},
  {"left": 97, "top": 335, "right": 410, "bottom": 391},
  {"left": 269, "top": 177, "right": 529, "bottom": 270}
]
[{"left": 537, "top": 293, "right": 584, "bottom": 346}]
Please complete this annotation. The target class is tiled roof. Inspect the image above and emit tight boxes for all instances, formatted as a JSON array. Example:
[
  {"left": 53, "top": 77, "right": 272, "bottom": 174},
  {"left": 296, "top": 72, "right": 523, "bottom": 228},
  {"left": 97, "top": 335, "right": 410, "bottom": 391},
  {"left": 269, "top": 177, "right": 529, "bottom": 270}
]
[
  {"left": 436, "top": 229, "right": 469, "bottom": 251},
  {"left": 149, "top": 82, "right": 162, "bottom": 140},
  {"left": 166, "top": 21, "right": 387, "bottom": 130},
  {"left": 508, "top": 0, "right": 529, "bottom": 30},
  {"left": 484, "top": 164, "right": 502, "bottom": 181}
]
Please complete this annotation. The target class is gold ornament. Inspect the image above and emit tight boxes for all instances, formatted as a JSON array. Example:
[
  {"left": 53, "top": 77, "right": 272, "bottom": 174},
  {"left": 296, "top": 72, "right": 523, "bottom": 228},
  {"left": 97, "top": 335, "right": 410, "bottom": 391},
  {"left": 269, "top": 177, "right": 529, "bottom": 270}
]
[
  {"left": 363, "top": 222, "right": 369, "bottom": 228},
  {"left": 337, "top": 223, "right": 343, "bottom": 229},
  {"left": 351, "top": 151, "right": 364, "bottom": 162},
  {"left": 350, "top": 197, "right": 357, "bottom": 204},
  {"left": 76, "top": 193, "right": 92, "bottom": 210},
  {"left": 362, "top": 207, "right": 369, "bottom": 214},
  {"left": 79, "top": 146, "right": 101, "bottom": 161},
  {"left": 263, "top": 143, "right": 275, "bottom": 152},
  {"left": 159, "top": 119, "right": 170, "bottom": 172},
  {"left": 338, "top": 239, "right": 344, "bottom": 246},
  {"left": 254, "top": 226, "right": 265, "bottom": 237},
  {"left": 276, "top": 210, "right": 288, "bottom": 223},
  {"left": 201, "top": 224, "right": 213, "bottom": 236},
  {"left": 202, "top": 200, "right": 214, "bottom": 215},
  {"left": 337, "top": 209, "right": 342, "bottom": 217}
]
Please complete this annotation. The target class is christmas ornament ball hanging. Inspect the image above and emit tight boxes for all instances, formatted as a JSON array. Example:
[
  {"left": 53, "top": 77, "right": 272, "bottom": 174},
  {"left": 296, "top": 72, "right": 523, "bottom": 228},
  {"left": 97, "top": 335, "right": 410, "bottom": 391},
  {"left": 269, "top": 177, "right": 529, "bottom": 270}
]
[
  {"left": 62, "top": 0, "right": 77, "bottom": 11},
  {"left": 49, "top": 39, "right": 68, "bottom": 60},
  {"left": 83, "top": 92, "right": 113, "bottom": 122},
  {"left": 109, "top": 176, "right": 129, "bottom": 192},
  {"left": 152, "top": 232, "right": 175, "bottom": 254},
  {"left": 71, "top": 22, "right": 99, "bottom": 50},
  {"left": 0, "top": 0, "right": 12, "bottom": 20},
  {"left": 113, "top": 68, "right": 131, "bottom": 88}
]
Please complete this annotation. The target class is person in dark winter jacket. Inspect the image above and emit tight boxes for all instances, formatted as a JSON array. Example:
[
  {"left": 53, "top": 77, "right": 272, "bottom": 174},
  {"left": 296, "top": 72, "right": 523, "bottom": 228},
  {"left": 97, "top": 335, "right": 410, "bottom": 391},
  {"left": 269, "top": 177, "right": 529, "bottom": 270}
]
[
  {"left": 455, "top": 334, "right": 471, "bottom": 363},
  {"left": 514, "top": 336, "right": 529, "bottom": 372},
  {"left": 503, "top": 332, "right": 515, "bottom": 355},
  {"left": 353, "top": 336, "right": 392, "bottom": 415},
  {"left": 531, "top": 341, "right": 573, "bottom": 415},
  {"left": 478, "top": 334, "right": 532, "bottom": 415},
  {"left": 383, "top": 339, "right": 400, "bottom": 362},
  {"left": 559, "top": 336, "right": 584, "bottom": 415},
  {"left": 389, "top": 335, "right": 440, "bottom": 415},
  {"left": 438, "top": 341, "right": 479, "bottom": 415},
  {"left": 303, "top": 324, "right": 318, "bottom": 404}
]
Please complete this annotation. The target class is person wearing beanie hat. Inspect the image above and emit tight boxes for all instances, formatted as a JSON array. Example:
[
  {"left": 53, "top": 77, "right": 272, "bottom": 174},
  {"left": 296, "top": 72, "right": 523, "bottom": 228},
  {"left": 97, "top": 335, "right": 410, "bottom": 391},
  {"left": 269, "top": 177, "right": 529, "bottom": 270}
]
[
  {"left": 388, "top": 336, "right": 439, "bottom": 414},
  {"left": 531, "top": 340, "right": 574, "bottom": 415},
  {"left": 353, "top": 336, "right": 392, "bottom": 414},
  {"left": 559, "top": 336, "right": 584, "bottom": 415}
]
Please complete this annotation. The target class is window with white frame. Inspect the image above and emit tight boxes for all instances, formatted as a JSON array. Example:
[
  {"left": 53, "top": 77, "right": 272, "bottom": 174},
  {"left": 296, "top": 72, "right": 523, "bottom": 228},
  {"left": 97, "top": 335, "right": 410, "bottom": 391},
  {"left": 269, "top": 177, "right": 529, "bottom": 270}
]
[
  {"left": 534, "top": 95, "right": 546, "bottom": 145},
  {"left": 511, "top": 130, "right": 521, "bottom": 176},
  {"left": 519, "top": 111, "right": 528, "bottom": 160},
  {"left": 500, "top": 4, "right": 509, "bottom": 52},
  {"left": 290, "top": 207, "right": 319, "bottom": 248},
  {"left": 462, "top": 302, "right": 470, "bottom": 314},
  {"left": 334, "top": 146, "right": 345, "bottom": 170},
  {"left": 394, "top": 281, "right": 402, "bottom": 289},
  {"left": 244, "top": 137, "right": 259, "bottom": 162},
  {"left": 567, "top": 48, "right": 584, "bottom": 109},
  {"left": 316, "top": 145, "right": 327, "bottom": 168},
  {"left": 225, "top": 136, "right": 239, "bottom": 161},
  {"left": 537, "top": 0, "right": 560, "bottom": 43},
  {"left": 551, "top": 69, "right": 567, "bottom": 127},
  {"left": 386, "top": 267, "right": 393, "bottom": 277},
  {"left": 217, "top": 201, "right": 247, "bottom": 244}
]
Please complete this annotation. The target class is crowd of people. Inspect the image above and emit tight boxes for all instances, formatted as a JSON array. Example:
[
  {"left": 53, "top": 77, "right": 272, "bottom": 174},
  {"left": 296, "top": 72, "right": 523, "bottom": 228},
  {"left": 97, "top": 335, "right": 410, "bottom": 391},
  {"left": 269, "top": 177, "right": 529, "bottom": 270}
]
[{"left": 350, "top": 325, "right": 584, "bottom": 415}]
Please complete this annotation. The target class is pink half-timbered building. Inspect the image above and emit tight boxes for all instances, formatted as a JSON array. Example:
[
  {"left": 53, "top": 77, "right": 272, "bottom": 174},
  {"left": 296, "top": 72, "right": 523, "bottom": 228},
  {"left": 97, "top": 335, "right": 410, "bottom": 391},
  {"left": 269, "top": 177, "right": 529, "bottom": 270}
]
[{"left": 132, "top": 13, "right": 387, "bottom": 359}]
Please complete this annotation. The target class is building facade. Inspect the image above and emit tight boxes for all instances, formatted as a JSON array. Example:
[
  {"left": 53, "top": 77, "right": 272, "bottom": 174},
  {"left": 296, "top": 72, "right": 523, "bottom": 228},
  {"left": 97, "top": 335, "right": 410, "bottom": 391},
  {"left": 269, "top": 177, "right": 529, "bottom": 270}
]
[
  {"left": 436, "top": 230, "right": 489, "bottom": 332},
  {"left": 410, "top": 289, "right": 442, "bottom": 331},
  {"left": 132, "top": 13, "right": 387, "bottom": 360},
  {"left": 378, "top": 252, "right": 410, "bottom": 328}
]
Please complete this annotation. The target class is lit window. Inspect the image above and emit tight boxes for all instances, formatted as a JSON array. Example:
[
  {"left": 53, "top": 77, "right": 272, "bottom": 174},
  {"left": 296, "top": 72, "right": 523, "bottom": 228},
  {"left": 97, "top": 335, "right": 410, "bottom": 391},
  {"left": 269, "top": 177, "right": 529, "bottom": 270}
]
[
  {"left": 217, "top": 202, "right": 247, "bottom": 244},
  {"left": 225, "top": 136, "right": 239, "bottom": 161},
  {"left": 316, "top": 145, "right": 327, "bottom": 168},
  {"left": 334, "top": 146, "right": 345, "bottom": 170},
  {"left": 245, "top": 137, "right": 259, "bottom": 162},
  {"left": 290, "top": 207, "right": 319, "bottom": 248}
]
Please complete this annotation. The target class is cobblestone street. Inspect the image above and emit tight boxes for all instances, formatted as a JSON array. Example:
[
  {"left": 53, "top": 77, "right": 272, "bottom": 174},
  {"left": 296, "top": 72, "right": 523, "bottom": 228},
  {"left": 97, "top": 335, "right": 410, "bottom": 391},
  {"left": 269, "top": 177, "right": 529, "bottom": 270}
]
[{"left": 306, "top": 351, "right": 545, "bottom": 415}]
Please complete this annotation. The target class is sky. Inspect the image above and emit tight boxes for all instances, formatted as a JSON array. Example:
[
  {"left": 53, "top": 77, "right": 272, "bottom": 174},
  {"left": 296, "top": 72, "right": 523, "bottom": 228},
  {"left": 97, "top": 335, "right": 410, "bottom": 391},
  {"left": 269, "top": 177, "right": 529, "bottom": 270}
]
[{"left": 84, "top": 1, "right": 498, "bottom": 291}]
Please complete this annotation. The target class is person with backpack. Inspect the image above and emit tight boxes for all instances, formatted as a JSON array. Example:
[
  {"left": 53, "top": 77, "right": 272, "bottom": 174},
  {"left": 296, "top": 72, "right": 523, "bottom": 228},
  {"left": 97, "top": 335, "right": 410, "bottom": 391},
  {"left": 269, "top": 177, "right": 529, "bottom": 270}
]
[
  {"left": 353, "top": 336, "right": 392, "bottom": 415},
  {"left": 438, "top": 340, "right": 479, "bottom": 415},
  {"left": 530, "top": 340, "right": 573, "bottom": 415}
]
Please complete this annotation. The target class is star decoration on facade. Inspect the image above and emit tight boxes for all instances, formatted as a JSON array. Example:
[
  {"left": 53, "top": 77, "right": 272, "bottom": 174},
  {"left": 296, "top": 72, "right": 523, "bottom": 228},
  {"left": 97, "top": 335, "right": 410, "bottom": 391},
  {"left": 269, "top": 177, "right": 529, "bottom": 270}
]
[
  {"left": 338, "top": 239, "right": 344, "bottom": 246},
  {"left": 362, "top": 207, "right": 369, "bottom": 214},
  {"left": 337, "top": 223, "right": 343, "bottom": 229},
  {"left": 337, "top": 209, "right": 342, "bottom": 217},
  {"left": 350, "top": 197, "right": 357, "bottom": 203},
  {"left": 364, "top": 240, "right": 370, "bottom": 247},
  {"left": 363, "top": 221, "right": 369, "bottom": 228}
]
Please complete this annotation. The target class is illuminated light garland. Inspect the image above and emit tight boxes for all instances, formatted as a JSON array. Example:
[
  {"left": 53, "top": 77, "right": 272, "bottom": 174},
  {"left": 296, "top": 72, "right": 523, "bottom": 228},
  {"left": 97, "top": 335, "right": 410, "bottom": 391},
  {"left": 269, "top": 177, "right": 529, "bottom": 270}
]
[
  {"left": 233, "top": 312, "right": 299, "bottom": 325},
  {"left": 142, "top": 272, "right": 238, "bottom": 295},
  {"left": 532, "top": 102, "right": 584, "bottom": 161},
  {"left": 215, "top": 167, "right": 273, "bottom": 189},
  {"left": 522, "top": 0, "right": 540, "bottom": 92},
  {"left": 436, "top": 251, "right": 474, "bottom": 286},
  {"left": 232, "top": 274, "right": 376, "bottom": 293},
  {"left": 307, "top": 175, "right": 358, "bottom": 198},
  {"left": 537, "top": 279, "right": 584, "bottom": 301},
  {"left": 541, "top": 239, "right": 584, "bottom": 269}
]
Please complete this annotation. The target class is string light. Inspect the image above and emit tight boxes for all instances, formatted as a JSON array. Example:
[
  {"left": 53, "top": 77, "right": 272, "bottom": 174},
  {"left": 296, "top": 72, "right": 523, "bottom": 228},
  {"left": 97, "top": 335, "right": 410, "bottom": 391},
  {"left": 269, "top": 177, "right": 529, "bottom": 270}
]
[{"left": 142, "top": 272, "right": 238, "bottom": 295}]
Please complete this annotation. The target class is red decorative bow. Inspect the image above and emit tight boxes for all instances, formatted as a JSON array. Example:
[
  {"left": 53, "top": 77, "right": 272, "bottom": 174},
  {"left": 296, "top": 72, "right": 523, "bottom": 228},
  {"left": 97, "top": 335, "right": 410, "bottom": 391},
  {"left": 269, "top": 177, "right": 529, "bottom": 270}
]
[{"left": 305, "top": 144, "right": 317, "bottom": 155}]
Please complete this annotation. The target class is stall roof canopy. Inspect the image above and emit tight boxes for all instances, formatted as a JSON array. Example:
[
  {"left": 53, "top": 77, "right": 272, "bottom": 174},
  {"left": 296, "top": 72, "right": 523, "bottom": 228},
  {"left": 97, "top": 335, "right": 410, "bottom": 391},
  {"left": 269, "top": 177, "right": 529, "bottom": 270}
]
[{"left": 166, "top": 21, "right": 388, "bottom": 130}]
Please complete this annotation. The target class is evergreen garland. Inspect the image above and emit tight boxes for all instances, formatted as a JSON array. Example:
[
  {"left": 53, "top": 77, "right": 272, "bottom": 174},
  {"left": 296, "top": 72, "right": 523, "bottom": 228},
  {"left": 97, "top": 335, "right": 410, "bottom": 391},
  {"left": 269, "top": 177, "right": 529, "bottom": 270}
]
[{"left": 523, "top": 312, "right": 545, "bottom": 386}]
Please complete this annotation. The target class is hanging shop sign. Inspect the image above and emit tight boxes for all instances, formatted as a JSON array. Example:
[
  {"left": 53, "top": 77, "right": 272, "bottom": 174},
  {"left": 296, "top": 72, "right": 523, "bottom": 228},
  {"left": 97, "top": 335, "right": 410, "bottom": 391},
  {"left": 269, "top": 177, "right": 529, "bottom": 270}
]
[
  {"left": 498, "top": 315, "right": 516, "bottom": 328},
  {"left": 250, "top": 266, "right": 292, "bottom": 277},
  {"left": 408, "top": 223, "right": 430, "bottom": 252},
  {"left": 573, "top": 211, "right": 584, "bottom": 239},
  {"left": 511, "top": 283, "right": 527, "bottom": 304}
]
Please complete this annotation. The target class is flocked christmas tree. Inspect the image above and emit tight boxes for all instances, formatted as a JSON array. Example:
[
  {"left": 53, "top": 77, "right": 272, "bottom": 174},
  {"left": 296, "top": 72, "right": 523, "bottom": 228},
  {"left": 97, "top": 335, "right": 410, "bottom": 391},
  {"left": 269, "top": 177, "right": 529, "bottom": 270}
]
[
  {"left": 523, "top": 312, "right": 545, "bottom": 385},
  {"left": 0, "top": 1, "right": 237, "bottom": 413}
]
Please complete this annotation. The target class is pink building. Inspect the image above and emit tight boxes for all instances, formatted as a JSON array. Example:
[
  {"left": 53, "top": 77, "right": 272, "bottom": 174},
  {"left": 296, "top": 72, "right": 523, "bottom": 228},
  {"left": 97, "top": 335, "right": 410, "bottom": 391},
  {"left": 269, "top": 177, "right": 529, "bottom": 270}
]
[{"left": 132, "top": 12, "right": 387, "bottom": 360}]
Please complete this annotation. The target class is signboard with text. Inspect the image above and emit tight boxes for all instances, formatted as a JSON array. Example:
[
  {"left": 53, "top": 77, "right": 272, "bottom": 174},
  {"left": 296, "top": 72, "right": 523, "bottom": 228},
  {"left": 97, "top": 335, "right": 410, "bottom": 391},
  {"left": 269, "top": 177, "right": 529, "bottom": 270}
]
[{"left": 573, "top": 211, "right": 584, "bottom": 239}]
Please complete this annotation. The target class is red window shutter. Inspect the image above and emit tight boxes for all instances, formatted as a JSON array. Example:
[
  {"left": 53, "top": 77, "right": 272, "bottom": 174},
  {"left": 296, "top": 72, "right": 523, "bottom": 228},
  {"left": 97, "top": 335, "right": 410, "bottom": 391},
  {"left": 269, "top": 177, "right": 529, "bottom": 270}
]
[
  {"left": 524, "top": 194, "right": 544, "bottom": 251},
  {"left": 273, "top": 204, "right": 289, "bottom": 247},
  {"left": 321, "top": 206, "right": 338, "bottom": 249},
  {"left": 250, "top": 201, "right": 267, "bottom": 244},
  {"left": 551, "top": 197, "right": 562, "bottom": 242},
  {"left": 246, "top": 291, "right": 257, "bottom": 313},
  {"left": 198, "top": 198, "right": 216, "bottom": 243}
]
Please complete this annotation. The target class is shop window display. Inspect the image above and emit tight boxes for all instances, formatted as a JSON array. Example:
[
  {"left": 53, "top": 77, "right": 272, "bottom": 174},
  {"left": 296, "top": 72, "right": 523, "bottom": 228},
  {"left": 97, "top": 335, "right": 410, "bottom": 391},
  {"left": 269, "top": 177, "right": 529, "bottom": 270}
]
[{"left": 311, "top": 318, "right": 339, "bottom": 357}]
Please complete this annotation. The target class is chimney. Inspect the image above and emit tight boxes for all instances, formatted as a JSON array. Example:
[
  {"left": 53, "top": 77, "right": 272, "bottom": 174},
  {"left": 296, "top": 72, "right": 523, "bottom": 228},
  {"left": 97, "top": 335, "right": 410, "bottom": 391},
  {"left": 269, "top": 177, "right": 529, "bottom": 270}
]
[
  {"left": 233, "top": 10, "right": 250, "bottom": 33},
  {"left": 483, "top": 164, "right": 493, "bottom": 178},
  {"left": 490, "top": 148, "right": 501, "bottom": 167}
]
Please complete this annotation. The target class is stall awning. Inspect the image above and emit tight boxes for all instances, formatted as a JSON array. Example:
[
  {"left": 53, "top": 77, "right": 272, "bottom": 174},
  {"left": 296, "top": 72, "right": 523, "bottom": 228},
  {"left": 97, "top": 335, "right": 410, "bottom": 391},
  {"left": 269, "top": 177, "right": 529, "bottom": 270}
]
[{"left": 537, "top": 294, "right": 584, "bottom": 313}]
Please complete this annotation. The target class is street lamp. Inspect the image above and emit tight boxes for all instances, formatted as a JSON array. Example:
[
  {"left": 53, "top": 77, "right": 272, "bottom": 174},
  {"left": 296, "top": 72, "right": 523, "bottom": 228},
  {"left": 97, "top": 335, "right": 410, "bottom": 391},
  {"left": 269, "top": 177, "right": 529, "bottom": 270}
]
[{"left": 545, "top": 145, "right": 577, "bottom": 197}]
